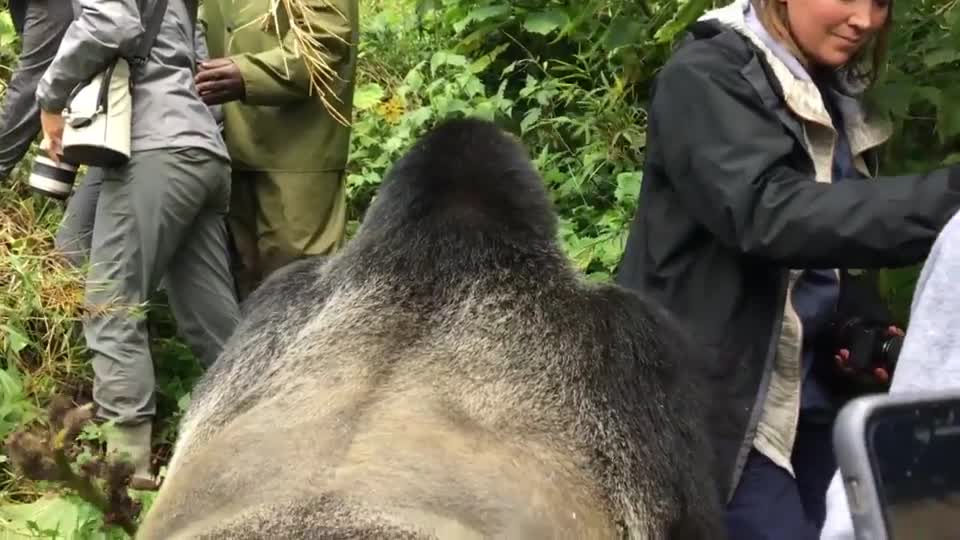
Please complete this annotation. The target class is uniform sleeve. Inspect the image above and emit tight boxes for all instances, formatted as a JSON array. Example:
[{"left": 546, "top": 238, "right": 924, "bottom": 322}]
[
  {"left": 651, "top": 46, "right": 960, "bottom": 270},
  {"left": 230, "top": 0, "right": 354, "bottom": 106},
  {"left": 36, "top": 0, "right": 145, "bottom": 113}
]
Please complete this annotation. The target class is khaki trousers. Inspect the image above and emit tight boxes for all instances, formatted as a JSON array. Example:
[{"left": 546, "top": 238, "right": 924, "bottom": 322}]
[{"left": 228, "top": 169, "right": 347, "bottom": 299}]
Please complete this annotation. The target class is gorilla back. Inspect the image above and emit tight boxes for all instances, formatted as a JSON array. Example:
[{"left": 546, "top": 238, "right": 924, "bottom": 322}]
[{"left": 137, "top": 118, "right": 723, "bottom": 539}]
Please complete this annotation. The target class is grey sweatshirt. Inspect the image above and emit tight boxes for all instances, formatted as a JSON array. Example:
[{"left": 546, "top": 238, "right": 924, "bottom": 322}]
[{"left": 820, "top": 208, "right": 960, "bottom": 538}]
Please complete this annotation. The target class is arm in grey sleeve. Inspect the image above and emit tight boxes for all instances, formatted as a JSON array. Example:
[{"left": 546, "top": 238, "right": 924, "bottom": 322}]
[
  {"left": 35, "top": 0, "right": 146, "bottom": 113},
  {"left": 193, "top": 18, "right": 224, "bottom": 128},
  {"left": 887, "top": 209, "right": 960, "bottom": 393},
  {"left": 0, "top": 1, "right": 74, "bottom": 180},
  {"left": 820, "top": 209, "right": 960, "bottom": 540}
]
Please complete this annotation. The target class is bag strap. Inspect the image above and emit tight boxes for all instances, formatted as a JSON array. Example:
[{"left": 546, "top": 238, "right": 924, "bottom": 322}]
[
  {"left": 185, "top": 0, "right": 199, "bottom": 30},
  {"left": 184, "top": 0, "right": 200, "bottom": 68},
  {"left": 131, "top": 0, "right": 170, "bottom": 65}
]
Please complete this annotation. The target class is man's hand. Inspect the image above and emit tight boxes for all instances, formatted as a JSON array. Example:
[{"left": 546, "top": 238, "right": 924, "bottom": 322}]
[
  {"left": 195, "top": 58, "right": 246, "bottom": 105},
  {"left": 40, "top": 110, "right": 65, "bottom": 162}
]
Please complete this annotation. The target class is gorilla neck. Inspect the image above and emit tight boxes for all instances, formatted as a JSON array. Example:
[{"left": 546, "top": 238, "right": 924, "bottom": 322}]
[{"left": 367, "top": 224, "right": 565, "bottom": 273}]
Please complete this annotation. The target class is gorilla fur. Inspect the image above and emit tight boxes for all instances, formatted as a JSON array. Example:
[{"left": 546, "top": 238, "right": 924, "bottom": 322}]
[{"left": 137, "top": 118, "right": 724, "bottom": 539}]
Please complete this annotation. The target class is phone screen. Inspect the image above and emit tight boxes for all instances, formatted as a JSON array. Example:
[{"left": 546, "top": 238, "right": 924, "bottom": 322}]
[{"left": 865, "top": 398, "right": 960, "bottom": 539}]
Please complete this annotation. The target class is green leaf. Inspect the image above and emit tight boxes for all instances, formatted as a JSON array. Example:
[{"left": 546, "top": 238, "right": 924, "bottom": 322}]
[
  {"left": 870, "top": 81, "right": 915, "bottom": 118},
  {"left": 352, "top": 83, "right": 385, "bottom": 111},
  {"left": 923, "top": 48, "right": 960, "bottom": 68},
  {"left": 429, "top": 51, "right": 469, "bottom": 75},
  {"left": 0, "top": 495, "right": 126, "bottom": 540},
  {"left": 654, "top": 0, "right": 711, "bottom": 44},
  {"left": 523, "top": 10, "right": 569, "bottom": 36},
  {"left": 2, "top": 324, "right": 30, "bottom": 355},
  {"left": 178, "top": 391, "right": 192, "bottom": 412},
  {"left": 454, "top": 5, "right": 511, "bottom": 33},
  {"left": 605, "top": 16, "right": 644, "bottom": 50},
  {"left": 936, "top": 90, "right": 960, "bottom": 140},
  {"left": 520, "top": 108, "right": 542, "bottom": 134},
  {"left": 614, "top": 171, "right": 642, "bottom": 204}
]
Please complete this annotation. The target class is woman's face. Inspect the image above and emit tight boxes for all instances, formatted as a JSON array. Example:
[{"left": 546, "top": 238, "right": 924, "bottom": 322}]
[{"left": 781, "top": 0, "right": 890, "bottom": 68}]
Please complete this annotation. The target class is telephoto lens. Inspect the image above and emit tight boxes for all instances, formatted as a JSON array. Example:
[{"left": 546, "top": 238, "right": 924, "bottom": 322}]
[{"left": 28, "top": 155, "right": 78, "bottom": 200}]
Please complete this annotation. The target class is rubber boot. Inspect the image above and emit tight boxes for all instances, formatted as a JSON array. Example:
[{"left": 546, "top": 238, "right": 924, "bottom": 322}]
[{"left": 106, "top": 422, "right": 158, "bottom": 491}]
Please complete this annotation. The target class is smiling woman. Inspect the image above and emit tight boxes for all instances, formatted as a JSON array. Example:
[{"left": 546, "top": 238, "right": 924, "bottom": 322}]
[{"left": 755, "top": 0, "right": 892, "bottom": 81}]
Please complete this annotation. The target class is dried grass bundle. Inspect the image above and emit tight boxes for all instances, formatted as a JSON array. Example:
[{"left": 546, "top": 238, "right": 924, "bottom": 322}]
[{"left": 256, "top": 0, "right": 352, "bottom": 126}]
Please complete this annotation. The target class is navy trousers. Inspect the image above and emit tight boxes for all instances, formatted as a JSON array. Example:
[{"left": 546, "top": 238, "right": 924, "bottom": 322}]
[{"left": 725, "top": 416, "right": 837, "bottom": 540}]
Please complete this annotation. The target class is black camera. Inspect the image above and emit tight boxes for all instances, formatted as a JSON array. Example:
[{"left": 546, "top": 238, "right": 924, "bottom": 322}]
[
  {"left": 818, "top": 316, "right": 904, "bottom": 396},
  {"left": 834, "top": 317, "right": 903, "bottom": 370}
]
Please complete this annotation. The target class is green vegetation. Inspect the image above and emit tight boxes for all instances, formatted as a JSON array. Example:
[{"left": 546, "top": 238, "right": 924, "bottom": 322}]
[{"left": 1, "top": 0, "right": 958, "bottom": 536}]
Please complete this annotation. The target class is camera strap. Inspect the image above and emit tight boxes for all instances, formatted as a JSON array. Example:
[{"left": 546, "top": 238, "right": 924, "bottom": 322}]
[{"left": 131, "top": 0, "right": 170, "bottom": 66}]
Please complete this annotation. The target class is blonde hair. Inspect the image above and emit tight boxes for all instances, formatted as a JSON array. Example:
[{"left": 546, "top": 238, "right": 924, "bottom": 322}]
[{"left": 750, "top": 0, "right": 893, "bottom": 87}]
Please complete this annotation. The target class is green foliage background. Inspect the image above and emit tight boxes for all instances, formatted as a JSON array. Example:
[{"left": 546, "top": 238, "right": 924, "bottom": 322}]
[{"left": 0, "top": 0, "right": 958, "bottom": 536}]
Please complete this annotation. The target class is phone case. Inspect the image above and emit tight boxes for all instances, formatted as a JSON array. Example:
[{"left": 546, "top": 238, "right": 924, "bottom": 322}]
[
  {"left": 833, "top": 394, "right": 891, "bottom": 540},
  {"left": 832, "top": 389, "right": 960, "bottom": 540}
]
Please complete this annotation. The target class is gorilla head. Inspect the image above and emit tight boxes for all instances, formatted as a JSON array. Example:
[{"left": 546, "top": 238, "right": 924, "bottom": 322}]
[
  {"left": 137, "top": 117, "right": 723, "bottom": 539},
  {"left": 365, "top": 117, "right": 557, "bottom": 240}
]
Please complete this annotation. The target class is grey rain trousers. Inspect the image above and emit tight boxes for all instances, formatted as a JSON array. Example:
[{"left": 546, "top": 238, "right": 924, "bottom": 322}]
[{"left": 82, "top": 148, "right": 240, "bottom": 426}]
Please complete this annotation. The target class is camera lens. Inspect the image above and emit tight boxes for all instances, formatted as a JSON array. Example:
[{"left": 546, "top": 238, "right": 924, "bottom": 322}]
[
  {"left": 881, "top": 334, "right": 904, "bottom": 366},
  {"left": 28, "top": 155, "right": 78, "bottom": 200}
]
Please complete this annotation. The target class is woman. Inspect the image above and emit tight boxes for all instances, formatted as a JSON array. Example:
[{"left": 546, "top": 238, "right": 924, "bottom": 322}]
[{"left": 615, "top": 0, "right": 960, "bottom": 538}]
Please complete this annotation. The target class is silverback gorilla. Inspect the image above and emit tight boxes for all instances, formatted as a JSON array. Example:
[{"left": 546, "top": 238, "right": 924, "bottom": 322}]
[{"left": 137, "top": 118, "right": 724, "bottom": 539}]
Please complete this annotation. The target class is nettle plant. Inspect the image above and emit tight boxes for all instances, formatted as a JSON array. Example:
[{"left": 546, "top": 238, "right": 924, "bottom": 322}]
[
  {"left": 347, "top": 0, "right": 713, "bottom": 279},
  {"left": 347, "top": 0, "right": 959, "bottom": 314}
]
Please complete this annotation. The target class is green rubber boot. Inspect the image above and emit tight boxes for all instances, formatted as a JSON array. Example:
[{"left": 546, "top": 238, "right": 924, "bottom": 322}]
[{"left": 106, "top": 422, "right": 158, "bottom": 491}]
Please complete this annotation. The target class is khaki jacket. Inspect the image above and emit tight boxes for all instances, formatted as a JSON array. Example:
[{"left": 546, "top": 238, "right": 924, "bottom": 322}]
[{"left": 199, "top": 0, "right": 359, "bottom": 172}]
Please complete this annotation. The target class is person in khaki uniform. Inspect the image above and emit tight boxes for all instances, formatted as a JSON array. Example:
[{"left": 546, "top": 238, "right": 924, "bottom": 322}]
[{"left": 195, "top": 0, "right": 359, "bottom": 298}]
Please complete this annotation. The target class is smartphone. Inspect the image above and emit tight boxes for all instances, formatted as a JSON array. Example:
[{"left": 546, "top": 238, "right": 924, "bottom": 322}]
[{"left": 833, "top": 390, "right": 960, "bottom": 540}]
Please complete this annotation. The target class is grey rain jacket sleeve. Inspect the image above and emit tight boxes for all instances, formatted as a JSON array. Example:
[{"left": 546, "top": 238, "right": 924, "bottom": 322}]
[
  {"left": 192, "top": 18, "right": 224, "bottom": 128},
  {"left": 9, "top": 0, "right": 28, "bottom": 34},
  {"left": 0, "top": 1, "right": 74, "bottom": 180},
  {"left": 650, "top": 54, "right": 960, "bottom": 270},
  {"left": 35, "top": 0, "right": 146, "bottom": 113}
]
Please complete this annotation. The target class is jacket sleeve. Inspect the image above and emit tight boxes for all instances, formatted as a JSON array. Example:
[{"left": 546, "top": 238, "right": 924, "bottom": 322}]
[
  {"left": 229, "top": 0, "right": 354, "bottom": 106},
  {"left": 651, "top": 46, "right": 960, "bottom": 270},
  {"left": 36, "top": 0, "right": 145, "bottom": 113},
  {"left": 193, "top": 16, "right": 224, "bottom": 128},
  {"left": 0, "top": 1, "right": 74, "bottom": 180}
]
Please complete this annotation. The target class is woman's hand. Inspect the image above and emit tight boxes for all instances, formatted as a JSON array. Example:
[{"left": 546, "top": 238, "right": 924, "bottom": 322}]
[
  {"left": 40, "top": 109, "right": 65, "bottom": 162},
  {"left": 833, "top": 325, "right": 905, "bottom": 384}
]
